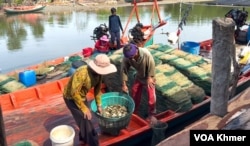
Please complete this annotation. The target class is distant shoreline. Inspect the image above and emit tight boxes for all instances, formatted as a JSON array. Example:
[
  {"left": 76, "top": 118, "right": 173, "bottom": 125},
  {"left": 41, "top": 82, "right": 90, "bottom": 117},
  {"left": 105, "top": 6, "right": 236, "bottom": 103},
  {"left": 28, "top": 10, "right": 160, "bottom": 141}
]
[{"left": 1, "top": 0, "right": 214, "bottom": 15}]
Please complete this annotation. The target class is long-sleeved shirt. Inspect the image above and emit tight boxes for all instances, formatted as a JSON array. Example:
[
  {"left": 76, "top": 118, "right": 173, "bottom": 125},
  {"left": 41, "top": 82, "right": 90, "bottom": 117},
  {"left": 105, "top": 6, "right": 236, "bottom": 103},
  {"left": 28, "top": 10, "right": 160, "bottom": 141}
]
[
  {"left": 121, "top": 47, "right": 155, "bottom": 84},
  {"left": 63, "top": 66, "right": 102, "bottom": 113},
  {"left": 109, "top": 14, "right": 123, "bottom": 33},
  {"left": 95, "top": 40, "right": 110, "bottom": 53}
]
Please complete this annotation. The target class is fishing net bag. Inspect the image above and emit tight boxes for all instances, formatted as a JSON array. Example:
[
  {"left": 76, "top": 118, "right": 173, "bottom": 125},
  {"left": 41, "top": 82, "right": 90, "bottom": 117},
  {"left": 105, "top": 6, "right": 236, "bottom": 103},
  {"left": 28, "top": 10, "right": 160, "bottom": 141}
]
[
  {"left": 0, "top": 74, "right": 26, "bottom": 94},
  {"left": 168, "top": 58, "right": 195, "bottom": 72},
  {"left": 169, "top": 49, "right": 189, "bottom": 58},
  {"left": 184, "top": 84, "right": 206, "bottom": 104},
  {"left": 159, "top": 54, "right": 179, "bottom": 64},
  {"left": 155, "top": 44, "right": 175, "bottom": 53},
  {"left": 168, "top": 72, "right": 193, "bottom": 88},
  {"left": 183, "top": 54, "right": 205, "bottom": 65},
  {"left": 161, "top": 87, "right": 193, "bottom": 112},
  {"left": 155, "top": 64, "right": 177, "bottom": 76}
]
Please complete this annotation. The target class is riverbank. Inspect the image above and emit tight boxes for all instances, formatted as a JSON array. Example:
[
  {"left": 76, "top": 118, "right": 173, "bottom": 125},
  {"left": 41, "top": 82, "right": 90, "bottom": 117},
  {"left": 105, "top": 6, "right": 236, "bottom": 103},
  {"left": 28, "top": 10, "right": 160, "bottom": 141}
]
[
  {"left": 0, "top": 0, "right": 214, "bottom": 15},
  {"left": 44, "top": 0, "right": 214, "bottom": 13}
]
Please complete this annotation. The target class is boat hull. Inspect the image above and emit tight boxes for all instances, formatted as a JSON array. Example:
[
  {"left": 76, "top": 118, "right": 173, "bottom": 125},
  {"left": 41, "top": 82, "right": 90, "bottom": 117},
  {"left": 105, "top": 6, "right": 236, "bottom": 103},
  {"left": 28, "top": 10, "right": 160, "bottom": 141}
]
[
  {"left": 3, "top": 5, "right": 46, "bottom": 14},
  {"left": 0, "top": 76, "right": 249, "bottom": 146}
]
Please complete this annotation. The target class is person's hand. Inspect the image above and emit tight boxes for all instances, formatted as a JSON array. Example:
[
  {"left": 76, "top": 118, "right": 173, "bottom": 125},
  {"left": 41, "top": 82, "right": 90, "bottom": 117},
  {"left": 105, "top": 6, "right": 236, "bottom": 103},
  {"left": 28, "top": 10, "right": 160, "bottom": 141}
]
[
  {"left": 97, "top": 106, "right": 102, "bottom": 115},
  {"left": 83, "top": 108, "right": 92, "bottom": 120},
  {"left": 147, "top": 77, "right": 156, "bottom": 88},
  {"left": 122, "top": 84, "right": 129, "bottom": 93}
]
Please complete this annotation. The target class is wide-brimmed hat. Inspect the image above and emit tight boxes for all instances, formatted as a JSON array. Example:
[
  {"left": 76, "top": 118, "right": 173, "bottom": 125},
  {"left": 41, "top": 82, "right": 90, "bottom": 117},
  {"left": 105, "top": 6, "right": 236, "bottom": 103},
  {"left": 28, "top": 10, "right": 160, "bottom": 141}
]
[
  {"left": 100, "top": 35, "right": 109, "bottom": 42},
  {"left": 88, "top": 54, "right": 117, "bottom": 75}
]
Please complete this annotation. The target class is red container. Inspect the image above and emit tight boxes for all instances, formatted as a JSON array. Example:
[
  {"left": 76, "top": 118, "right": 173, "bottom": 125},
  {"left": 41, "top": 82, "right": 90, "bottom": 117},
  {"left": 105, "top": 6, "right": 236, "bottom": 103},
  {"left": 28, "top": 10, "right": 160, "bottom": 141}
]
[
  {"left": 82, "top": 47, "right": 93, "bottom": 57},
  {"left": 200, "top": 39, "right": 212, "bottom": 52}
]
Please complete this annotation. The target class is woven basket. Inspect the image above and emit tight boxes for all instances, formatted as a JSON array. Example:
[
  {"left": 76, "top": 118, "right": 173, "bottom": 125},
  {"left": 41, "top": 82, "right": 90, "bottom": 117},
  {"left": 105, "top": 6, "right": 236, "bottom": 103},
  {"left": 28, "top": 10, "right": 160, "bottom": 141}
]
[{"left": 90, "top": 92, "right": 135, "bottom": 135}]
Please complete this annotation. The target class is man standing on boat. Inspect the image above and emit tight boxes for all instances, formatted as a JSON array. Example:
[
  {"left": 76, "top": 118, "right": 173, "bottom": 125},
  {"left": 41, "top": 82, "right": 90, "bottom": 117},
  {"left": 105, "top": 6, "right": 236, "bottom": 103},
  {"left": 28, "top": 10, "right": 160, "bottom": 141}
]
[
  {"left": 121, "top": 43, "right": 157, "bottom": 122},
  {"left": 63, "top": 54, "right": 117, "bottom": 146},
  {"left": 109, "top": 7, "right": 123, "bottom": 50}
]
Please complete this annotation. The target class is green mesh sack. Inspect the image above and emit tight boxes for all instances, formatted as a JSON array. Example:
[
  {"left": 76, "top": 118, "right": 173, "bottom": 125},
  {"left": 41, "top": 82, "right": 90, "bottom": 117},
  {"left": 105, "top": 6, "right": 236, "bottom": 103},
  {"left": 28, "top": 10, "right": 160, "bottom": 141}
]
[
  {"left": 154, "top": 57, "right": 162, "bottom": 66},
  {"left": 169, "top": 72, "right": 193, "bottom": 88},
  {"left": 0, "top": 74, "right": 15, "bottom": 85},
  {"left": 35, "top": 67, "right": 52, "bottom": 74},
  {"left": 147, "top": 43, "right": 162, "bottom": 50},
  {"left": 165, "top": 98, "right": 193, "bottom": 112},
  {"left": 184, "top": 84, "right": 206, "bottom": 104},
  {"left": 165, "top": 89, "right": 190, "bottom": 103},
  {"left": 55, "top": 62, "right": 71, "bottom": 72},
  {"left": 184, "top": 54, "right": 205, "bottom": 65},
  {"left": 169, "top": 49, "right": 189, "bottom": 58},
  {"left": 186, "top": 66, "right": 209, "bottom": 78},
  {"left": 153, "top": 51, "right": 164, "bottom": 58},
  {"left": 198, "top": 62, "right": 212, "bottom": 77},
  {"left": 112, "top": 48, "right": 123, "bottom": 55},
  {"left": 162, "top": 85, "right": 182, "bottom": 97},
  {"left": 0, "top": 80, "right": 26, "bottom": 93},
  {"left": 156, "top": 44, "right": 175, "bottom": 53},
  {"left": 110, "top": 54, "right": 123, "bottom": 65},
  {"left": 68, "top": 55, "right": 82, "bottom": 62},
  {"left": 155, "top": 73, "right": 177, "bottom": 92},
  {"left": 168, "top": 58, "right": 194, "bottom": 70},
  {"left": 149, "top": 49, "right": 160, "bottom": 55},
  {"left": 159, "top": 54, "right": 179, "bottom": 63},
  {"left": 155, "top": 64, "right": 177, "bottom": 76},
  {"left": 192, "top": 77, "right": 212, "bottom": 96}
]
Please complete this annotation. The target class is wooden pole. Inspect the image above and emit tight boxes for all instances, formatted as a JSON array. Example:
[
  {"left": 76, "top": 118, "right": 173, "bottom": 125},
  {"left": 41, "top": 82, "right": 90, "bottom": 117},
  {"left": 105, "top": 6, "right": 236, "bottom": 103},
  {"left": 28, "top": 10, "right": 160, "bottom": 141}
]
[
  {"left": 211, "top": 17, "right": 235, "bottom": 117},
  {"left": 0, "top": 105, "right": 7, "bottom": 146}
]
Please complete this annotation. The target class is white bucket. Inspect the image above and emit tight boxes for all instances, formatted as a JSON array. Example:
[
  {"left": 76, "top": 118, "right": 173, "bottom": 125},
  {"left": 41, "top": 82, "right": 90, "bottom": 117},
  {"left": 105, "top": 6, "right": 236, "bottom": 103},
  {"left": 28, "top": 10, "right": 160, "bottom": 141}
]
[{"left": 50, "top": 125, "right": 75, "bottom": 146}]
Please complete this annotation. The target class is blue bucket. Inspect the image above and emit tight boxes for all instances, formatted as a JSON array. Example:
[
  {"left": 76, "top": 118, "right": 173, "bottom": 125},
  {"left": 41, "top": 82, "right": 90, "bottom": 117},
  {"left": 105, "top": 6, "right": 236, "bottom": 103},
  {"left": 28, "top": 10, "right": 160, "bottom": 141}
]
[{"left": 181, "top": 41, "right": 200, "bottom": 55}]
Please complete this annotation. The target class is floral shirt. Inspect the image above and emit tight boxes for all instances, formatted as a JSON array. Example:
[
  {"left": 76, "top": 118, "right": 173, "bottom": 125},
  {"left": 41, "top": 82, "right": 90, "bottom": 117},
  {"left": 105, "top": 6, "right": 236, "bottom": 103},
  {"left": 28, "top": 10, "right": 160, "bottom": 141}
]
[{"left": 63, "top": 65, "right": 102, "bottom": 113}]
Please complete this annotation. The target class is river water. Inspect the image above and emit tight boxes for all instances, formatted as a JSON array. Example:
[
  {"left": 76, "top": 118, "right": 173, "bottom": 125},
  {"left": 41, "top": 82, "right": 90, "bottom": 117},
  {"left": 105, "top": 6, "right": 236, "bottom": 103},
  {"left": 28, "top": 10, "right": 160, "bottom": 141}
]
[{"left": 0, "top": 3, "right": 248, "bottom": 73}]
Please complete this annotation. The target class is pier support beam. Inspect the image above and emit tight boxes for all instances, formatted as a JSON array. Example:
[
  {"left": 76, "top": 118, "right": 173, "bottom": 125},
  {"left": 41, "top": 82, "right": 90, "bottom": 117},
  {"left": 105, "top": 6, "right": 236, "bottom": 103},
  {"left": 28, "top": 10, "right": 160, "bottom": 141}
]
[{"left": 211, "top": 17, "right": 235, "bottom": 117}]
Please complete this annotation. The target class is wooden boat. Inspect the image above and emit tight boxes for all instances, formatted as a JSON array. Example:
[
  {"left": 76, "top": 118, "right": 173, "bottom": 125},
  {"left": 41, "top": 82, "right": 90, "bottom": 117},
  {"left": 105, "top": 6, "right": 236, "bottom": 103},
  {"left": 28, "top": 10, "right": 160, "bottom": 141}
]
[
  {"left": 0, "top": 67, "right": 249, "bottom": 146},
  {"left": 1, "top": 40, "right": 250, "bottom": 145},
  {"left": 3, "top": 5, "right": 46, "bottom": 14},
  {"left": 157, "top": 85, "right": 250, "bottom": 146}
]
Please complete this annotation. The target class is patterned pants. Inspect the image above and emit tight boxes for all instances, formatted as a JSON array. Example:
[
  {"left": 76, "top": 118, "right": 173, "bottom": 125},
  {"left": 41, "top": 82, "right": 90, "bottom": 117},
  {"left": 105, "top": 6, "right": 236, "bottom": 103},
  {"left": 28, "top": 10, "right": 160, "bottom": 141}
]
[{"left": 64, "top": 98, "right": 99, "bottom": 146}]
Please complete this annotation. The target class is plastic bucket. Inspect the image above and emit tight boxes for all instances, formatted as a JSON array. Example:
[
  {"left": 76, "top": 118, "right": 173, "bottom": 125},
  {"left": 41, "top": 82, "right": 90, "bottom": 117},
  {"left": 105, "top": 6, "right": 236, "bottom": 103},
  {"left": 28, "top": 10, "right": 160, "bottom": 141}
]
[
  {"left": 82, "top": 47, "right": 93, "bottom": 57},
  {"left": 181, "top": 41, "right": 200, "bottom": 55},
  {"left": 19, "top": 70, "right": 36, "bottom": 87},
  {"left": 151, "top": 121, "right": 168, "bottom": 146},
  {"left": 50, "top": 125, "right": 75, "bottom": 146}
]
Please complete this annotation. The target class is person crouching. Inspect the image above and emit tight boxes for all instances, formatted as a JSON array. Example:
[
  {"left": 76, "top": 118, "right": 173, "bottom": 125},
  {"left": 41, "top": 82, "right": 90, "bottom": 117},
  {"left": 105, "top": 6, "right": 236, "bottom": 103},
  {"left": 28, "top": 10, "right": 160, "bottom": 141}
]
[{"left": 95, "top": 35, "right": 110, "bottom": 53}]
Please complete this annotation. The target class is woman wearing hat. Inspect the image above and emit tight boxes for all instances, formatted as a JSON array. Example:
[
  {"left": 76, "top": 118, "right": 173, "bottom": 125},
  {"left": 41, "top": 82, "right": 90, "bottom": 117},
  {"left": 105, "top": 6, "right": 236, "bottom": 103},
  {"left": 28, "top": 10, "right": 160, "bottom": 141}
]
[
  {"left": 63, "top": 54, "right": 117, "bottom": 146},
  {"left": 121, "top": 43, "right": 157, "bottom": 122},
  {"left": 94, "top": 35, "right": 110, "bottom": 53}
]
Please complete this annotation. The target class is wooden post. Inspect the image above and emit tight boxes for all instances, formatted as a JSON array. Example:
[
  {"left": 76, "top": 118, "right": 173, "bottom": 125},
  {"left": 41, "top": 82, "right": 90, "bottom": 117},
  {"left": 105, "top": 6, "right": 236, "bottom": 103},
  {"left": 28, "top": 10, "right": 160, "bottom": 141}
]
[
  {"left": 211, "top": 17, "right": 235, "bottom": 117},
  {"left": 0, "top": 105, "right": 7, "bottom": 146}
]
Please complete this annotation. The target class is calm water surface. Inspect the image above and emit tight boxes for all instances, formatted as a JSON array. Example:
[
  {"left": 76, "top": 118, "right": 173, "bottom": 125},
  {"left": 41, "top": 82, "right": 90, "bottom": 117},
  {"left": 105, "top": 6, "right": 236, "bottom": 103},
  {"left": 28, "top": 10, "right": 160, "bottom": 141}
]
[{"left": 0, "top": 3, "right": 247, "bottom": 73}]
